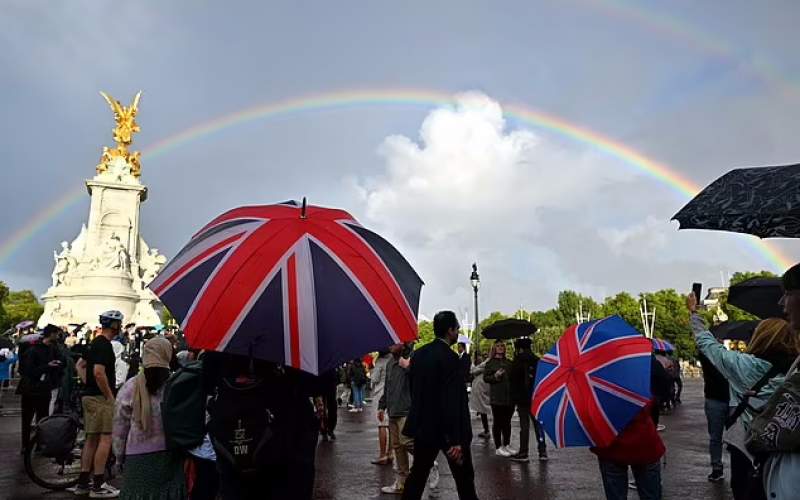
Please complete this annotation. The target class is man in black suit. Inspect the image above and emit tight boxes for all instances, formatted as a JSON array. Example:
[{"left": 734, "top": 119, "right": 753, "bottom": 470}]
[{"left": 401, "top": 311, "right": 478, "bottom": 500}]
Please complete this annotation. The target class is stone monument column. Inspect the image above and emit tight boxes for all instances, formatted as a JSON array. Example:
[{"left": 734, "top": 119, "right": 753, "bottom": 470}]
[{"left": 38, "top": 92, "right": 166, "bottom": 328}]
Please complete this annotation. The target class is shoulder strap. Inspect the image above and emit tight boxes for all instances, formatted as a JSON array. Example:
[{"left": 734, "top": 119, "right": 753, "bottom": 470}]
[{"left": 725, "top": 364, "right": 782, "bottom": 430}]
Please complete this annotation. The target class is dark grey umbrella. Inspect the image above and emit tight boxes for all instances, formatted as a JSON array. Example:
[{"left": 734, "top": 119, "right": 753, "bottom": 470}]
[
  {"left": 672, "top": 163, "right": 800, "bottom": 238},
  {"left": 728, "top": 277, "right": 785, "bottom": 319},
  {"left": 481, "top": 318, "right": 537, "bottom": 340}
]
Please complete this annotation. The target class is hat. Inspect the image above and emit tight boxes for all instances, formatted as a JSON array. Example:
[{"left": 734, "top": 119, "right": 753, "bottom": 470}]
[
  {"left": 142, "top": 337, "right": 173, "bottom": 369},
  {"left": 783, "top": 263, "right": 800, "bottom": 292}
]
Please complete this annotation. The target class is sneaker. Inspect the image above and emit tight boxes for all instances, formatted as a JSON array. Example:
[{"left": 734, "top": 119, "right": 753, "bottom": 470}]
[
  {"left": 348, "top": 408, "right": 359, "bottom": 413},
  {"left": 510, "top": 453, "right": 529, "bottom": 463},
  {"left": 708, "top": 469, "right": 724, "bottom": 482},
  {"left": 496, "top": 447, "right": 512, "bottom": 457},
  {"left": 67, "top": 484, "right": 91, "bottom": 496},
  {"left": 428, "top": 461, "right": 440, "bottom": 490},
  {"left": 656, "top": 424, "right": 666, "bottom": 432},
  {"left": 89, "top": 483, "right": 119, "bottom": 498},
  {"left": 381, "top": 481, "right": 404, "bottom": 494},
  {"left": 503, "top": 445, "right": 518, "bottom": 455},
  {"left": 538, "top": 450, "right": 549, "bottom": 462},
  {"left": 477, "top": 431, "right": 490, "bottom": 439}
]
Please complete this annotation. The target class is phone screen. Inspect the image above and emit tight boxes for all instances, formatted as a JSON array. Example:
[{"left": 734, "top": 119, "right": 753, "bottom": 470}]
[{"left": 692, "top": 283, "right": 703, "bottom": 304}]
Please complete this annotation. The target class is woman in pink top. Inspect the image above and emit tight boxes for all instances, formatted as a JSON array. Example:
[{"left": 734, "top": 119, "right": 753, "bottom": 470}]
[{"left": 113, "top": 336, "right": 185, "bottom": 500}]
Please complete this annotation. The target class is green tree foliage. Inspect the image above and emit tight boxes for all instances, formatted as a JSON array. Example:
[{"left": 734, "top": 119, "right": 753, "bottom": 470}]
[
  {"left": 729, "top": 270, "right": 777, "bottom": 286},
  {"left": 416, "top": 320, "right": 435, "bottom": 348},
  {"left": 0, "top": 281, "right": 8, "bottom": 330},
  {"left": 601, "top": 292, "right": 642, "bottom": 331},
  {"left": 2, "top": 289, "right": 44, "bottom": 330}
]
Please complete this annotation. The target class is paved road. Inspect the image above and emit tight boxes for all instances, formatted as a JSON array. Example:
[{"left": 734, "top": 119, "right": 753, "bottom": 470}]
[{"left": 3, "top": 379, "right": 731, "bottom": 499}]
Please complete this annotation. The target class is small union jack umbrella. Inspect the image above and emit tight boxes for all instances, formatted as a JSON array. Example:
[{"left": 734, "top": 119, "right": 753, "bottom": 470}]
[
  {"left": 149, "top": 200, "right": 423, "bottom": 375},
  {"left": 651, "top": 338, "right": 674, "bottom": 353},
  {"left": 531, "top": 316, "right": 652, "bottom": 448}
]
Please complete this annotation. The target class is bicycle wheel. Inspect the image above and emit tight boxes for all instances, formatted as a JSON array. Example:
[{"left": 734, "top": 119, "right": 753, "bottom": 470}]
[{"left": 23, "top": 442, "right": 82, "bottom": 490}]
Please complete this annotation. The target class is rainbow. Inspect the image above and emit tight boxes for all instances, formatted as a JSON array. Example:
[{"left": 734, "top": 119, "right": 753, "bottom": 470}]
[
  {"left": 0, "top": 88, "right": 793, "bottom": 272},
  {"left": 587, "top": 0, "right": 800, "bottom": 101}
]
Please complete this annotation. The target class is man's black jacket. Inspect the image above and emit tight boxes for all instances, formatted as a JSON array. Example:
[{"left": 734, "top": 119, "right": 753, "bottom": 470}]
[
  {"left": 403, "top": 339, "right": 472, "bottom": 448},
  {"left": 509, "top": 350, "right": 539, "bottom": 406}
]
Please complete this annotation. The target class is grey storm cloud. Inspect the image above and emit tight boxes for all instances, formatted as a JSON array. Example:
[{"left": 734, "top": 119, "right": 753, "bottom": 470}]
[{"left": 2, "top": 0, "right": 799, "bottom": 317}]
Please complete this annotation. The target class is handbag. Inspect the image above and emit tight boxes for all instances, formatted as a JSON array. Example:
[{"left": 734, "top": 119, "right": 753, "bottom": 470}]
[{"left": 746, "top": 371, "right": 800, "bottom": 454}]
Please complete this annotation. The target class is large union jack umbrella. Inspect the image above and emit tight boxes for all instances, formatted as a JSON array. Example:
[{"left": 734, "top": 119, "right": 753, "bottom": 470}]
[
  {"left": 531, "top": 316, "right": 652, "bottom": 448},
  {"left": 148, "top": 200, "right": 423, "bottom": 375}
]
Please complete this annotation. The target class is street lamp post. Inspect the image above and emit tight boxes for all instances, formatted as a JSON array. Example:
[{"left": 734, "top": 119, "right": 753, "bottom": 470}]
[{"left": 470, "top": 263, "right": 480, "bottom": 358}]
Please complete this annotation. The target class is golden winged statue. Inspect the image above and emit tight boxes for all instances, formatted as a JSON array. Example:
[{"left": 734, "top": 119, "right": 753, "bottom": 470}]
[{"left": 97, "top": 91, "right": 143, "bottom": 177}]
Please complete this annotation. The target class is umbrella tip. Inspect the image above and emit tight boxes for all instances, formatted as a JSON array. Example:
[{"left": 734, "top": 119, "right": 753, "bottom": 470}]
[{"left": 301, "top": 197, "right": 307, "bottom": 219}]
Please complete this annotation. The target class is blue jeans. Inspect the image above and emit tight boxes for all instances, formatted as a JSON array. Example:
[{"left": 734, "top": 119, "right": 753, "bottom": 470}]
[
  {"left": 351, "top": 383, "right": 365, "bottom": 408},
  {"left": 598, "top": 460, "right": 661, "bottom": 500},
  {"left": 704, "top": 398, "right": 728, "bottom": 469}
]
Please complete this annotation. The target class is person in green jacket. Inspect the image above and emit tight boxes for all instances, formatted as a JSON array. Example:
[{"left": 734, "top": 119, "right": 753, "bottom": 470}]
[
  {"left": 688, "top": 292, "right": 798, "bottom": 500},
  {"left": 484, "top": 340, "right": 514, "bottom": 457}
]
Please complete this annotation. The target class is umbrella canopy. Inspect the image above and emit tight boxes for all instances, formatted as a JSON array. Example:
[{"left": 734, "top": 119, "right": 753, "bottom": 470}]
[
  {"left": 531, "top": 316, "right": 652, "bottom": 448},
  {"left": 650, "top": 338, "right": 674, "bottom": 353},
  {"left": 728, "top": 277, "right": 784, "bottom": 319},
  {"left": 672, "top": 163, "right": 800, "bottom": 238},
  {"left": 481, "top": 319, "right": 537, "bottom": 340},
  {"left": 711, "top": 320, "right": 759, "bottom": 342},
  {"left": 149, "top": 200, "right": 423, "bottom": 375}
]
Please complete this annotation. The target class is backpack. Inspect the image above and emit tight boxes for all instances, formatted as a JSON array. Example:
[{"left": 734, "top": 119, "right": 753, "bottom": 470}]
[
  {"left": 161, "top": 360, "right": 206, "bottom": 451},
  {"left": 207, "top": 377, "right": 280, "bottom": 474},
  {"left": 36, "top": 414, "right": 80, "bottom": 458}
]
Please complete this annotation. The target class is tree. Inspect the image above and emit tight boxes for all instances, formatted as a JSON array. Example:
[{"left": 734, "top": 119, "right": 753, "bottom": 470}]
[
  {"left": 729, "top": 270, "right": 777, "bottom": 287},
  {"left": 416, "top": 320, "right": 434, "bottom": 348},
  {"left": 556, "top": 290, "right": 602, "bottom": 326},
  {"left": 0, "top": 281, "right": 8, "bottom": 331},
  {"left": 601, "top": 292, "right": 643, "bottom": 333},
  {"left": 3, "top": 290, "right": 44, "bottom": 330}
]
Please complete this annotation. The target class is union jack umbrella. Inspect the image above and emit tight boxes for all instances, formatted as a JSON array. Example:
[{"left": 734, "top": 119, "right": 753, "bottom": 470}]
[
  {"left": 531, "top": 316, "right": 652, "bottom": 448},
  {"left": 651, "top": 338, "right": 674, "bottom": 353},
  {"left": 149, "top": 200, "right": 423, "bottom": 375}
]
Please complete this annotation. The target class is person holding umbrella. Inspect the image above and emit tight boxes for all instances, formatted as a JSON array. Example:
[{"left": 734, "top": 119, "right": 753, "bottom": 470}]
[
  {"left": 687, "top": 292, "right": 798, "bottom": 500},
  {"left": 509, "top": 337, "right": 548, "bottom": 463}
]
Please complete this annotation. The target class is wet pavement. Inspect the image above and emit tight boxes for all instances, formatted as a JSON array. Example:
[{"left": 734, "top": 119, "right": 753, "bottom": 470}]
[{"left": 3, "top": 378, "right": 731, "bottom": 499}]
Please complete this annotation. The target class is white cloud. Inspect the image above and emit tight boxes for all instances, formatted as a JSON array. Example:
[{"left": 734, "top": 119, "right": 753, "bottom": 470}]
[
  {"left": 599, "top": 216, "right": 669, "bottom": 257},
  {"left": 356, "top": 92, "right": 631, "bottom": 313}
]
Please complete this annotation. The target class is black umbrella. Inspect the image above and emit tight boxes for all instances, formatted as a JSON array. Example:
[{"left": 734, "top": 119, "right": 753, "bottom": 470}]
[
  {"left": 711, "top": 320, "right": 759, "bottom": 342},
  {"left": 672, "top": 163, "right": 800, "bottom": 238},
  {"left": 728, "top": 277, "right": 785, "bottom": 319},
  {"left": 480, "top": 318, "right": 537, "bottom": 340}
]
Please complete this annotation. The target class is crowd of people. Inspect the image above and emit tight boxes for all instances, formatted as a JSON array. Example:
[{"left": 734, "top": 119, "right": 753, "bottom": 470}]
[{"left": 3, "top": 264, "right": 800, "bottom": 500}]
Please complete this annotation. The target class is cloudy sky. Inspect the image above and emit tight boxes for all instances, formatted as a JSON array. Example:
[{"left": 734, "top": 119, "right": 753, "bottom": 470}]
[{"left": 2, "top": 1, "right": 799, "bottom": 320}]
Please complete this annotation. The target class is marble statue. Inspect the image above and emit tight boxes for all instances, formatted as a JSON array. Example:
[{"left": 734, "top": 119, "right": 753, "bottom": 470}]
[{"left": 38, "top": 91, "right": 166, "bottom": 328}]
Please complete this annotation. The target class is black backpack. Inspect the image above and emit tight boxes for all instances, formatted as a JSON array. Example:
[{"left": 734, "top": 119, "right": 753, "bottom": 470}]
[
  {"left": 161, "top": 360, "right": 206, "bottom": 451},
  {"left": 36, "top": 414, "right": 80, "bottom": 458},
  {"left": 208, "top": 377, "right": 280, "bottom": 474}
]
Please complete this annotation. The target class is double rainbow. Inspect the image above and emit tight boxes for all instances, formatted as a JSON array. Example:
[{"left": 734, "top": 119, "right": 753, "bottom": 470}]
[{"left": 0, "top": 89, "right": 793, "bottom": 272}]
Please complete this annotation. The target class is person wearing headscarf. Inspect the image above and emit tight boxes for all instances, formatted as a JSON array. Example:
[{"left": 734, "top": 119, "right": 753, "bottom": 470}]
[{"left": 113, "top": 336, "right": 185, "bottom": 500}]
